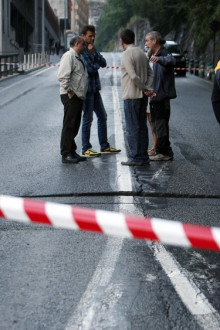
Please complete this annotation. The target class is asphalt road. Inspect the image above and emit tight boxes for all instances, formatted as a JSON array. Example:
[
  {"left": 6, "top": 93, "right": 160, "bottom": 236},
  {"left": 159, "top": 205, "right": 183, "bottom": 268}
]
[{"left": 0, "top": 52, "right": 219, "bottom": 330}]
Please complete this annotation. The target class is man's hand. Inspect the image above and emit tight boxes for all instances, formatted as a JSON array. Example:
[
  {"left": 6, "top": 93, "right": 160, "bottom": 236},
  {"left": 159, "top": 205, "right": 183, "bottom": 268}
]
[
  {"left": 88, "top": 43, "right": 96, "bottom": 55},
  {"left": 150, "top": 55, "right": 159, "bottom": 63},
  {"left": 144, "top": 90, "right": 156, "bottom": 98},
  {"left": 67, "top": 91, "right": 75, "bottom": 99}
]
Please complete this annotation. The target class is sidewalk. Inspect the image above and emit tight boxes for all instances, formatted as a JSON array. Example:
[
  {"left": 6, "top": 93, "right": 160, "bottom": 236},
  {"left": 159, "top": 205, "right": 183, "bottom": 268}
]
[{"left": 0, "top": 54, "right": 61, "bottom": 82}]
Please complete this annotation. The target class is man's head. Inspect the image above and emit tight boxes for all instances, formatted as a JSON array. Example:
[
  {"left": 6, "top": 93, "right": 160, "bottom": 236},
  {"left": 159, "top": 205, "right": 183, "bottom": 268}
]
[
  {"left": 70, "top": 36, "right": 86, "bottom": 54},
  {"left": 81, "top": 25, "right": 96, "bottom": 44},
  {"left": 120, "top": 29, "right": 135, "bottom": 49},
  {"left": 145, "top": 31, "right": 165, "bottom": 54}
]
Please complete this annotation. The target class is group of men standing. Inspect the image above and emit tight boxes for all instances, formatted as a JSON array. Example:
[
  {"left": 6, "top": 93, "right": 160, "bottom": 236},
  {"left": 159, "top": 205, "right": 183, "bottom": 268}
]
[{"left": 58, "top": 25, "right": 177, "bottom": 165}]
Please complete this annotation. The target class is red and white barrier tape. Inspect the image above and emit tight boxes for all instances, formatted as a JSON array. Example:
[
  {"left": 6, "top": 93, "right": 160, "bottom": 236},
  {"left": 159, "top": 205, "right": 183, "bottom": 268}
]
[
  {"left": 0, "top": 195, "right": 220, "bottom": 251},
  {"left": 0, "top": 63, "right": 212, "bottom": 71}
]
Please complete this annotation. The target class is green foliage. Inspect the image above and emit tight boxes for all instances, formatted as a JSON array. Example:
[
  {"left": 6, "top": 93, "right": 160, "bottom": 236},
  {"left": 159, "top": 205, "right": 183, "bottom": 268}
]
[{"left": 95, "top": 0, "right": 220, "bottom": 54}]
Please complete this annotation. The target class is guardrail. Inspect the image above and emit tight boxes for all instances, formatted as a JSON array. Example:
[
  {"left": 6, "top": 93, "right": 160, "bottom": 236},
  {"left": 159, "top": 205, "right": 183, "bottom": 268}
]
[
  {"left": 188, "top": 59, "right": 215, "bottom": 80},
  {"left": 0, "top": 52, "right": 51, "bottom": 79},
  {"left": 0, "top": 54, "right": 19, "bottom": 79},
  {"left": 20, "top": 52, "right": 50, "bottom": 72}
]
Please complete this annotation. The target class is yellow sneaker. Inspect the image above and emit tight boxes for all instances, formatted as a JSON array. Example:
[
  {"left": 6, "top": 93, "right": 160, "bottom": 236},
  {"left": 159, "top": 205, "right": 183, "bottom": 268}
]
[
  {"left": 83, "top": 149, "right": 101, "bottom": 157},
  {"left": 101, "top": 147, "right": 121, "bottom": 153}
]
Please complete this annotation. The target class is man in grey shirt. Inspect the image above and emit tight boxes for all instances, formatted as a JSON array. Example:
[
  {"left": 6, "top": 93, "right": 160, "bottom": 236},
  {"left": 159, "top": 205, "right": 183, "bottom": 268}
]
[
  {"left": 58, "top": 36, "right": 88, "bottom": 164},
  {"left": 120, "top": 29, "right": 155, "bottom": 166}
]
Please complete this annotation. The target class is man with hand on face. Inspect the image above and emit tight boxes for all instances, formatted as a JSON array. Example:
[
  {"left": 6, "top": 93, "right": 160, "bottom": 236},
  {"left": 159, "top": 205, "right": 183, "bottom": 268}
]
[
  {"left": 81, "top": 25, "right": 121, "bottom": 157},
  {"left": 58, "top": 36, "right": 88, "bottom": 164}
]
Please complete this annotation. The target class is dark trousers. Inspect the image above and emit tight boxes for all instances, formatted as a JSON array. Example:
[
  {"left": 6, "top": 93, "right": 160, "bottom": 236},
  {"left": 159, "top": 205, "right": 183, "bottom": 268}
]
[
  {"left": 124, "top": 97, "right": 149, "bottom": 162},
  {"left": 150, "top": 99, "right": 173, "bottom": 156},
  {"left": 60, "top": 94, "right": 83, "bottom": 156}
]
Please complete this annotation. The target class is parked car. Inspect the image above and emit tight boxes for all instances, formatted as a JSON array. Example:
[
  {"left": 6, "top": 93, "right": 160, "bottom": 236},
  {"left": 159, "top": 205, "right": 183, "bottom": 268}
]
[{"left": 164, "top": 41, "right": 187, "bottom": 77}]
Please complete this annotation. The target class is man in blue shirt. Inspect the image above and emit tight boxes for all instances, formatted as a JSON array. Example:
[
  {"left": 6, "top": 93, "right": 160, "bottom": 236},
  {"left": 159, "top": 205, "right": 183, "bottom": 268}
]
[{"left": 81, "top": 25, "right": 121, "bottom": 157}]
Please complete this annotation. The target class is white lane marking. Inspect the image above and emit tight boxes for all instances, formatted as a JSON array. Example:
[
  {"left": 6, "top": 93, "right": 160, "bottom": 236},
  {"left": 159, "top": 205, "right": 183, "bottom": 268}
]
[
  {"left": 112, "top": 54, "right": 132, "bottom": 191},
  {"left": 150, "top": 243, "right": 220, "bottom": 328},
  {"left": 65, "top": 53, "right": 220, "bottom": 330},
  {"left": 65, "top": 53, "right": 128, "bottom": 330},
  {"left": 65, "top": 236, "right": 124, "bottom": 330},
  {"left": 0, "top": 66, "right": 53, "bottom": 93}
]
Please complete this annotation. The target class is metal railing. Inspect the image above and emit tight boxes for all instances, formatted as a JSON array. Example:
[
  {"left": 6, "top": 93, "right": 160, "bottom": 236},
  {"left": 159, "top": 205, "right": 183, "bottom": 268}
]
[
  {"left": 20, "top": 52, "right": 50, "bottom": 72},
  {"left": 188, "top": 59, "right": 215, "bottom": 80},
  {"left": 0, "top": 54, "right": 19, "bottom": 79},
  {"left": 0, "top": 52, "right": 51, "bottom": 79}
]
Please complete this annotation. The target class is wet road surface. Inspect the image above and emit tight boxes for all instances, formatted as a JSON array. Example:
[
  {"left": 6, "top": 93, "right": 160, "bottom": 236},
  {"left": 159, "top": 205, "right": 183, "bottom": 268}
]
[{"left": 0, "top": 52, "right": 219, "bottom": 329}]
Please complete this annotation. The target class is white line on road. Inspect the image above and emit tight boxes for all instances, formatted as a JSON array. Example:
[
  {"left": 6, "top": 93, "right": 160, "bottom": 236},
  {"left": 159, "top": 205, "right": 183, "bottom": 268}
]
[
  {"left": 150, "top": 243, "right": 220, "bottom": 329},
  {"left": 65, "top": 53, "right": 220, "bottom": 330},
  {"left": 65, "top": 54, "right": 130, "bottom": 330},
  {"left": 65, "top": 236, "right": 124, "bottom": 330},
  {"left": 0, "top": 66, "right": 53, "bottom": 93}
]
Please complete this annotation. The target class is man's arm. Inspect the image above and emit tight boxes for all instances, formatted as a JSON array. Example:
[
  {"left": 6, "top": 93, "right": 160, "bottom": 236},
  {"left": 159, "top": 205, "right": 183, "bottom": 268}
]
[
  {"left": 93, "top": 47, "right": 107, "bottom": 67},
  {"left": 87, "top": 44, "right": 106, "bottom": 68},
  {"left": 122, "top": 52, "right": 146, "bottom": 91},
  {"left": 151, "top": 54, "right": 176, "bottom": 67},
  {"left": 81, "top": 49, "right": 101, "bottom": 74},
  {"left": 58, "top": 52, "right": 74, "bottom": 91},
  {"left": 123, "top": 53, "right": 153, "bottom": 93}
]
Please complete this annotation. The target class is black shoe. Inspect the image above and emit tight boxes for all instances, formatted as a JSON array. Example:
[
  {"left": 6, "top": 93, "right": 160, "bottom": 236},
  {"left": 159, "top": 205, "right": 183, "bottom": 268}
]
[
  {"left": 73, "top": 152, "right": 87, "bottom": 162},
  {"left": 62, "top": 154, "right": 79, "bottom": 164},
  {"left": 121, "top": 160, "right": 150, "bottom": 166}
]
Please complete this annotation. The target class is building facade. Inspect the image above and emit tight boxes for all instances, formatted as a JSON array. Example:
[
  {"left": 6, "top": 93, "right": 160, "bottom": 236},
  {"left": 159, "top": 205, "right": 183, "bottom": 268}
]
[
  {"left": 48, "top": 0, "right": 88, "bottom": 43},
  {"left": 70, "top": 0, "right": 89, "bottom": 35},
  {"left": 89, "top": 0, "right": 106, "bottom": 27},
  {"left": 0, "top": 0, "right": 59, "bottom": 57}
]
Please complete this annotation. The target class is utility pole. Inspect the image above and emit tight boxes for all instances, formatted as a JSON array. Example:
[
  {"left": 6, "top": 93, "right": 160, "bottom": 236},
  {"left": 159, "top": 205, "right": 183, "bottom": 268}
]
[
  {"left": 0, "top": 0, "right": 2, "bottom": 54},
  {"left": 42, "top": 0, "right": 45, "bottom": 53},
  {"left": 64, "top": 0, "right": 67, "bottom": 50}
]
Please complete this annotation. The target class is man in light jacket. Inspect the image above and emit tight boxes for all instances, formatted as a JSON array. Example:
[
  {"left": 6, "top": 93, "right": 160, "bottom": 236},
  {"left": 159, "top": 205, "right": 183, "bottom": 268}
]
[
  {"left": 120, "top": 29, "right": 154, "bottom": 166},
  {"left": 58, "top": 36, "right": 88, "bottom": 164}
]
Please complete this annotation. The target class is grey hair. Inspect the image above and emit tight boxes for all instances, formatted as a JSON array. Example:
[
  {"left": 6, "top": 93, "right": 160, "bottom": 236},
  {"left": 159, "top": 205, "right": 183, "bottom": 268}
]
[
  {"left": 69, "top": 36, "right": 83, "bottom": 47},
  {"left": 146, "top": 31, "right": 166, "bottom": 45}
]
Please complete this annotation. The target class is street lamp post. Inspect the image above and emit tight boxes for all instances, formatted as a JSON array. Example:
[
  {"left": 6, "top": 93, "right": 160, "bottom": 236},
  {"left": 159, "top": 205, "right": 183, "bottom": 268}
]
[
  {"left": 64, "top": 0, "right": 67, "bottom": 50},
  {"left": 42, "top": 0, "right": 45, "bottom": 54}
]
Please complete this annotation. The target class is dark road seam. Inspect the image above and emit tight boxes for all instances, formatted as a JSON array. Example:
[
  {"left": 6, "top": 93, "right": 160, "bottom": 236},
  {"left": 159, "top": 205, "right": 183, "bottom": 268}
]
[{"left": 20, "top": 191, "right": 220, "bottom": 199}]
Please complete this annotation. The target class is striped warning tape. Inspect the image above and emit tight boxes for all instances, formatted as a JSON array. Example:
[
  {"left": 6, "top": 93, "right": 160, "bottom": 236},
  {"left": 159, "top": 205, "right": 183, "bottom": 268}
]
[
  {"left": 0, "top": 63, "right": 212, "bottom": 71},
  {"left": 0, "top": 195, "right": 219, "bottom": 251}
]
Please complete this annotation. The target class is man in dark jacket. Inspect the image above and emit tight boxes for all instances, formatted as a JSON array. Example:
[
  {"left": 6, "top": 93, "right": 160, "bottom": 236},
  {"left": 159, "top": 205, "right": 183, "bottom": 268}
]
[
  {"left": 211, "top": 60, "right": 220, "bottom": 124},
  {"left": 145, "top": 31, "right": 177, "bottom": 160},
  {"left": 81, "top": 25, "right": 121, "bottom": 157}
]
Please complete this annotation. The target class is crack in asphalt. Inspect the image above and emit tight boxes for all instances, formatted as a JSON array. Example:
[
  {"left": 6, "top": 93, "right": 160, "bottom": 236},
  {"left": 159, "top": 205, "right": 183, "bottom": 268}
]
[
  {"left": 20, "top": 192, "right": 220, "bottom": 199},
  {"left": 0, "top": 87, "right": 36, "bottom": 110}
]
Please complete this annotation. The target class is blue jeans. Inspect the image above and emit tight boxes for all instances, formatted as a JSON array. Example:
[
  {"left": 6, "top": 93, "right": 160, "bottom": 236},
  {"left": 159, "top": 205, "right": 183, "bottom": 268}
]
[
  {"left": 82, "top": 91, "right": 109, "bottom": 153},
  {"left": 124, "top": 97, "right": 149, "bottom": 162}
]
